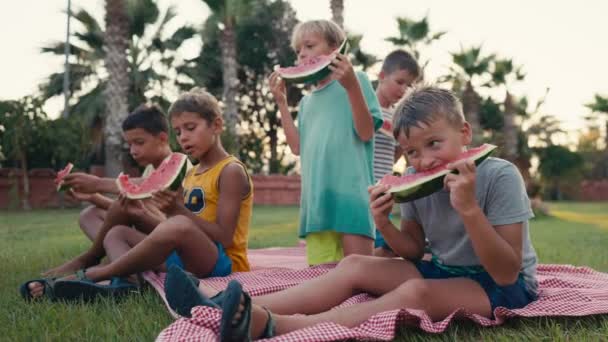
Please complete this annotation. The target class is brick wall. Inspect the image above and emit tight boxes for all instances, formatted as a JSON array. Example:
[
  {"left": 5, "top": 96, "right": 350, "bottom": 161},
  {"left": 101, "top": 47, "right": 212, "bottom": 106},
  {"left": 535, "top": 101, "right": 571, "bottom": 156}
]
[
  {"left": 578, "top": 180, "right": 608, "bottom": 201},
  {"left": 0, "top": 168, "right": 301, "bottom": 209}
]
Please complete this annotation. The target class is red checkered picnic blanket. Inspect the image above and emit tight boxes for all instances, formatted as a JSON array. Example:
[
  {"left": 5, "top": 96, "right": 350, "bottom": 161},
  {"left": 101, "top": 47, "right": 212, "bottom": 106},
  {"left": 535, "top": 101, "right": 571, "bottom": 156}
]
[{"left": 146, "top": 246, "right": 608, "bottom": 341}]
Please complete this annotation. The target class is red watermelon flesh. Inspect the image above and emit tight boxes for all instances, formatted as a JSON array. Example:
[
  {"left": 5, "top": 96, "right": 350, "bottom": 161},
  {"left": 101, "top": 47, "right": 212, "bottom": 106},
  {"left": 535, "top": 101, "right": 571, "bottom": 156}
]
[
  {"left": 379, "top": 144, "right": 497, "bottom": 203},
  {"left": 274, "top": 39, "right": 349, "bottom": 84},
  {"left": 378, "top": 119, "right": 393, "bottom": 138},
  {"left": 117, "top": 153, "right": 189, "bottom": 199},
  {"left": 55, "top": 163, "right": 74, "bottom": 191}
]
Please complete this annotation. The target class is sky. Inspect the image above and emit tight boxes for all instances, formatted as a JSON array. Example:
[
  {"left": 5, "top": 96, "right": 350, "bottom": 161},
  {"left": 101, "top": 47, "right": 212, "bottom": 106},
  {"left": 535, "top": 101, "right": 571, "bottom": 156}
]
[{"left": 1, "top": 0, "right": 607, "bottom": 138}]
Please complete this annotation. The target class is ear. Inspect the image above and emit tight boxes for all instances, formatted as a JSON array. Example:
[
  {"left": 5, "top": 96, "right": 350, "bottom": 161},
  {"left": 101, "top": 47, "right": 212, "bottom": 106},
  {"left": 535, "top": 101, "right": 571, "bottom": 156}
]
[
  {"left": 378, "top": 70, "right": 386, "bottom": 82},
  {"left": 212, "top": 116, "right": 224, "bottom": 134},
  {"left": 461, "top": 121, "right": 473, "bottom": 146},
  {"left": 158, "top": 131, "right": 169, "bottom": 143}
]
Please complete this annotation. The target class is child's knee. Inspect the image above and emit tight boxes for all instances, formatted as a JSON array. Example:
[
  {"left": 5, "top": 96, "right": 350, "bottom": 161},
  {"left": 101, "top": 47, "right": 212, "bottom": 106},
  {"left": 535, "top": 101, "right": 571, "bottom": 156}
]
[
  {"left": 158, "top": 215, "right": 197, "bottom": 237},
  {"left": 336, "top": 254, "right": 373, "bottom": 272},
  {"left": 103, "top": 225, "right": 131, "bottom": 247},
  {"left": 395, "top": 279, "right": 432, "bottom": 305},
  {"left": 79, "top": 206, "right": 100, "bottom": 224}
]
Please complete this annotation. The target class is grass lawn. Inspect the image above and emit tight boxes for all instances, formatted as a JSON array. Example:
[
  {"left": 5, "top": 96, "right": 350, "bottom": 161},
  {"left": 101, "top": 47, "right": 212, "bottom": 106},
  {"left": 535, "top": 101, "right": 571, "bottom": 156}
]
[{"left": 1, "top": 203, "right": 608, "bottom": 341}]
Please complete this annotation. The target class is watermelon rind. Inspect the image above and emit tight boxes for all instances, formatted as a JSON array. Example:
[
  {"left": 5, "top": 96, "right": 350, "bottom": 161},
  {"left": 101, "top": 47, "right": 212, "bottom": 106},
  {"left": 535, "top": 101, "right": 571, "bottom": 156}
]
[
  {"left": 116, "top": 153, "right": 190, "bottom": 199},
  {"left": 56, "top": 163, "right": 74, "bottom": 192},
  {"left": 276, "top": 39, "right": 349, "bottom": 84},
  {"left": 386, "top": 144, "right": 497, "bottom": 203}
]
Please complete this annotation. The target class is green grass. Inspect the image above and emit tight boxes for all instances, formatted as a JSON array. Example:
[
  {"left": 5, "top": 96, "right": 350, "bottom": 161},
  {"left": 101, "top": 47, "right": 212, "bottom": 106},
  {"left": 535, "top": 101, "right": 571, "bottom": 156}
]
[{"left": 1, "top": 203, "right": 608, "bottom": 341}]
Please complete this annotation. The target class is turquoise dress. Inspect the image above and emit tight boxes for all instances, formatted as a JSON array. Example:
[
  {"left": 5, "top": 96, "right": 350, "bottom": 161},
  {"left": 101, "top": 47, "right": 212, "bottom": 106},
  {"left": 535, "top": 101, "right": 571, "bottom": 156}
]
[{"left": 297, "top": 71, "right": 383, "bottom": 238}]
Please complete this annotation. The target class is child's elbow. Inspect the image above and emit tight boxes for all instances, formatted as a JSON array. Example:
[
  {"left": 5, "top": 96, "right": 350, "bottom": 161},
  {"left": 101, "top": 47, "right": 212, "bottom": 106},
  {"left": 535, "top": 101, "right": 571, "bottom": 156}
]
[{"left": 492, "top": 270, "right": 520, "bottom": 287}]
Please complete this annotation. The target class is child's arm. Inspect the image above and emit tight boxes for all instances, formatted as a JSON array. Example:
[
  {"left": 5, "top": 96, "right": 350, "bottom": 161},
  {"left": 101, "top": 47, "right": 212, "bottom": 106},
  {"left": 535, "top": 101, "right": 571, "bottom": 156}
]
[
  {"left": 330, "top": 54, "right": 375, "bottom": 141},
  {"left": 67, "top": 189, "right": 114, "bottom": 210},
  {"left": 269, "top": 72, "right": 300, "bottom": 155},
  {"left": 63, "top": 173, "right": 120, "bottom": 194},
  {"left": 152, "top": 163, "right": 249, "bottom": 247},
  {"left": 444, "top": 159, "right": 523, "bottom": 285},
  {"left": 369, "top": 184, "right": 426, "bottom": 259}
]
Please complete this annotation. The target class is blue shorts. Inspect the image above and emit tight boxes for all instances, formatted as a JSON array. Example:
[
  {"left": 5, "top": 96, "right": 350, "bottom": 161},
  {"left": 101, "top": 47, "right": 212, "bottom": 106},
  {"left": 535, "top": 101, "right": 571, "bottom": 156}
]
[
  {"left": 165, "top": 243, "right": 232, "bottom": 278},
  {"left": 415, "top": 260, "right": 537, "bottom": 313}
]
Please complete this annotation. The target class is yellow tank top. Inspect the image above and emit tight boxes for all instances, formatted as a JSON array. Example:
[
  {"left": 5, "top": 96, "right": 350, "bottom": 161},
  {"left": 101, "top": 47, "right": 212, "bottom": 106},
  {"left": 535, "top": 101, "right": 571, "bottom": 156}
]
[{"left": 181, "top": 155, "right": 252, "bottom": 272}]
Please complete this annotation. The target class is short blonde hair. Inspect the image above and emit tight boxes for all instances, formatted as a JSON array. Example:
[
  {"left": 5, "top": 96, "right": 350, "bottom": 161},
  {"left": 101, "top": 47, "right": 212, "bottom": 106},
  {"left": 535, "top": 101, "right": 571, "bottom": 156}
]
[
  {"left": 168, "top": 87, "right": 221, "bottom": 124},
  {"left": 291, "top": 20, "right": 345, "bottom": 51}
]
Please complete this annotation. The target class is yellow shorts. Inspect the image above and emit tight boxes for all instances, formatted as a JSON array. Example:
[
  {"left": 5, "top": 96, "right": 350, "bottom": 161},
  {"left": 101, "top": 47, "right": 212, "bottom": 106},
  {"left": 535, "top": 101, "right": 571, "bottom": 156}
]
[{"left": 306, "top": 231, "right": 343, "bottom": 265}]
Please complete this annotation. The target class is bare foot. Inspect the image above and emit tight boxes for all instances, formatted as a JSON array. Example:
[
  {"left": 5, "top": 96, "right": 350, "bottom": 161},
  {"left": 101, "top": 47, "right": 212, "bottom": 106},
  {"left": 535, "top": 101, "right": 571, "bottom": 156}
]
[
  {"left": 198, "top": 282, "right": 220, "bottom": 298},
  {"left": 42, "top": 253, "right": 100, "bottom": 277}
]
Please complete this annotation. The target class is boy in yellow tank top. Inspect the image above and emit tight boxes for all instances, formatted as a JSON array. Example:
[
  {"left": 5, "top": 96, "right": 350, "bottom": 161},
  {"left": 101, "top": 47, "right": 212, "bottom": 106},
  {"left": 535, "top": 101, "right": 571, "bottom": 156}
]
[{"left": 22, "top": 89, "right": 253, "bottom": 301}]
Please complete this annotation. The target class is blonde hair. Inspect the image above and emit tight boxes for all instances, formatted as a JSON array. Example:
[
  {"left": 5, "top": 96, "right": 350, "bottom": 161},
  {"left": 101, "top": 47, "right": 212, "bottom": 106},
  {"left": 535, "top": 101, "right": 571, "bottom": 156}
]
[
  {"left": 291, "top": 20, "right": 345, "bottom": 51},
  {"left": 168, "top": 87, "right": 221, "bottom": 124}
]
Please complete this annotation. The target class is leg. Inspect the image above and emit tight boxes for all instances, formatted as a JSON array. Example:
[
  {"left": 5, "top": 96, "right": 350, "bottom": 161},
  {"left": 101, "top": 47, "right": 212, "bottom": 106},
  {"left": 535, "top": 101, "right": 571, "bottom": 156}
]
[
  {"left": 43, "top": 199, "right": 158, "bottom": 277},
  {"left": 84, "top": 215, "right": 219, "bottom": 282},
  {"left": 374, "top": 247, "right": 397, "bottom": 258},
  {"left": 246, "top": 277, "right": 492, "bottom": 338},
  {"left": 341, "top": 233, "right": 373, "bottom": 257},
  {"left": 103, "top": 225, "right": 147, "bottom": 262},
  {"left": 78, "top": 206, "right": 106, "bottom": 241},
  {"left": 251, "top": 255, "right": 422, "bottom": 315}
]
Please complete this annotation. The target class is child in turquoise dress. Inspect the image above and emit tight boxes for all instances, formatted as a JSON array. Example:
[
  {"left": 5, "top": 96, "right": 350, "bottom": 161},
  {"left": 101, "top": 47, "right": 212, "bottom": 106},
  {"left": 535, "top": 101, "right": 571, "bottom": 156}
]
[{"left": 269, "top": 20, "right": 383, "bottom": 265}]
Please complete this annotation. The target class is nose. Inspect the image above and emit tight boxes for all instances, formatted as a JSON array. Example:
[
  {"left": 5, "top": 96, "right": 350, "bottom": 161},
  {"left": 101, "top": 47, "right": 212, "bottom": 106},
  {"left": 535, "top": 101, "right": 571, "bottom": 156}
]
[
  {"left": 420, "top": 157, "right": 439, "bottom": 171},
  {"left": 298, "top": 51, "right": 308, "bottom": 63}
]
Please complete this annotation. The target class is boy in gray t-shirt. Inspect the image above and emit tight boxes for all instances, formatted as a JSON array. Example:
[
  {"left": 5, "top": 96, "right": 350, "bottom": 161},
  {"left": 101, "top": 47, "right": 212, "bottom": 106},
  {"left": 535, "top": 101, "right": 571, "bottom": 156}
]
[{"left": 163, "top": 86, "right": 539, "bottom": 339}]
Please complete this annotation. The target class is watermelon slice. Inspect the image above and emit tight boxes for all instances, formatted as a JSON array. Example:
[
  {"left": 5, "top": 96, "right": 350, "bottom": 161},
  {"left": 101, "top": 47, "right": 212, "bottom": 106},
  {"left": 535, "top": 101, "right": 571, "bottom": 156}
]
[
  {"left": 55, "top": 163, "right": 74, "bottom": 191},
  {"left": 274, "top": 39, "right": 349, "bottom": 84},
  {"left": 378, "top": 119, "right": 393, "bottom": 138},
  {"left": 116, "top": 153, "right": 190, "bottom": 199},
  {"left": 379, "top": 144, "right": 497, "bottom": 203}
]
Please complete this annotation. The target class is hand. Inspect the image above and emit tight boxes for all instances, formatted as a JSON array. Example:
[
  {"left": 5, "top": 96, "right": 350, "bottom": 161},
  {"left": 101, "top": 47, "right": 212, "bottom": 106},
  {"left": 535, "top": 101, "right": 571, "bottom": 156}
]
[
  {"left": 118, "top": 194, "right": 166, "bottom": 222},
  {"left": 66, "top": 189, "right": 94, "bottom": 203},
  {"left": 368, "top": 184, "right": 394, "bottom": 229},
  {"left": 268, "top": 71, "right": 288, "bottom": 106},
  {"left": 443, "top": 159, "right": 479, "bottom": 215},
  {"left": 328, "top": 54, "right": 357, "bottom": 91},
  {"left": 150, "top": 189, "right": 183, "bottom": 216},
  {"left": 62, "top": 173, "right": 100, "bottom": 194}
]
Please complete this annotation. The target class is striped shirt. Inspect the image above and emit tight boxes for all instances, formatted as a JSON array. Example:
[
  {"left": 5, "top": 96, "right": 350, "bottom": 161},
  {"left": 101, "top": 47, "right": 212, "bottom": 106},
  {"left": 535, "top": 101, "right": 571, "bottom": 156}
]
[{"left": 373, "top": 108, "right": 397, "bottom": 182}]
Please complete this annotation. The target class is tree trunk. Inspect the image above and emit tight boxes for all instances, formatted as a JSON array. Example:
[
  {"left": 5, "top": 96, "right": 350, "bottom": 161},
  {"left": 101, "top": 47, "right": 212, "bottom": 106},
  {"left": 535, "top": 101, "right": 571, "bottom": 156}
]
[
  {"left": 462, "top": 81, "right": 483, "bottom": 145},
  {"left": 330, "top": 0, "right": 344, "bottom": 28},
  {"left": 219, "top": 21, "right": 240, "bottom": 155},
  {"left": 18, "top": 151, "right": 31, "bottom": 210},
  {"left": 103, "top": 0, "right": 130, "bottom": 177},
  {"left": 503, "top": 91, "right": 518, "bottom": 161}
]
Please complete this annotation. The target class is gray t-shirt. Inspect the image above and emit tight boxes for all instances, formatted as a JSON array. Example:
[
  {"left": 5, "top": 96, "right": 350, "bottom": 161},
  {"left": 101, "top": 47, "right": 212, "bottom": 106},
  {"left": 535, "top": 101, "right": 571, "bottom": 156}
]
[{"left": 400, "top": 157, "right": 538, "bottom": 294}]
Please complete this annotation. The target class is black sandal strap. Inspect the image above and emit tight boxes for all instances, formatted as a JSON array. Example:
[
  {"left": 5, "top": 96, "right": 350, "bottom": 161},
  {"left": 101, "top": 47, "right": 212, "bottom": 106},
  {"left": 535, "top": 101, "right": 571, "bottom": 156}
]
[{"left": 260, "top": 306, "right": 276, "bottom": 338}]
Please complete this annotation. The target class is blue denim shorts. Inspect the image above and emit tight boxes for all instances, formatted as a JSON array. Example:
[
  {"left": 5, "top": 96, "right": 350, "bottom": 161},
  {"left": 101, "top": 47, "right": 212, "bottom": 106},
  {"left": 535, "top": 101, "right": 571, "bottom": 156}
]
[
  {"left": 165, "top": 242, "right": 232, "bottom": 277},
  {"left": 415, "top": 260, "right": 537, "bottom": 312}
]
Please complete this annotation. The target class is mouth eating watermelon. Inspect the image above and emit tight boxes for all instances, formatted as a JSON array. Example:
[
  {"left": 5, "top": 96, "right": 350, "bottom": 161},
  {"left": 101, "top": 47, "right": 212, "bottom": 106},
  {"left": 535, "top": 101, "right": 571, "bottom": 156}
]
[
  {"left": 116, "top": 153, "right": 190, "bottom": 199},
  {"left": 274, "top": 39, "right": 349, "bottom": 84},
  {"left": 55, "top": 163, "right": 74, "bottom": 191},
  {"left": 379, "top": 144, "right": 497, "bottom": 203}
]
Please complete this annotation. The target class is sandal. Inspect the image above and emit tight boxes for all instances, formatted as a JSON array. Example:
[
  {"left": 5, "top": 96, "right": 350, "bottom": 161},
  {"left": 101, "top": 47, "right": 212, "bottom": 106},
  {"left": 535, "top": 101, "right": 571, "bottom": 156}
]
[
  {"left": 219, "top": 280, "right": 276, "bottom": 341},
  {"left": 19, "top": 278, "right": 57, "bottom": 301},
  {"left": 53, "top": 269, "right": 137, "bottom": 302},
  {"left": 165, "top": 265, "right": 224, "bottom": 317}
]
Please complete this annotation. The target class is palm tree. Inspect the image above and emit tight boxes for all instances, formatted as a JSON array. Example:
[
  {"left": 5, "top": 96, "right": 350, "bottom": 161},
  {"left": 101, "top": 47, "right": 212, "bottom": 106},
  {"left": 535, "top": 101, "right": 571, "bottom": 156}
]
[
  {"left": 103, "top": 0, "right": 130, "bottom": 177},
  {"left": 385, "top": 15, "right": 445, "bottom": 65},
  {"left": 330, "top": 0, "right": 344, "bottom": 28},
  {"left": 200, "top": 0, "right": 252, "bottom": 155},
  {"left": 41, "top": 1, "right": 197, "bottom": 121},
  {"left": 489, "top": 58, "right": 525, "bottom": 161},
  {"left": 446, "top": 46, "right": 495, "bottom": 145},
  {"left": 586, "top": 94, "right": 608, "bottom": 147},
  {"left": 40, "top": 0, "right": 197, "bottom": 173}
]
